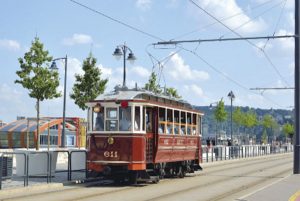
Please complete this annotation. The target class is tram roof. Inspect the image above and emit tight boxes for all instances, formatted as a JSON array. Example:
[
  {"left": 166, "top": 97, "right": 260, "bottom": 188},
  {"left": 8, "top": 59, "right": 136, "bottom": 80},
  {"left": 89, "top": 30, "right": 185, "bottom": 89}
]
[{"left": 94, "top": 86, "right": 197, "bottom": 110}]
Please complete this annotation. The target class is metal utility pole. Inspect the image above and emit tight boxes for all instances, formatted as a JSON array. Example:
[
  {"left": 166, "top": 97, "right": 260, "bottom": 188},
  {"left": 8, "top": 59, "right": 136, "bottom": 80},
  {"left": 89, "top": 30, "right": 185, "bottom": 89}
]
[{"left": 294, "top": 0, "right": 300, "bottom": 174}]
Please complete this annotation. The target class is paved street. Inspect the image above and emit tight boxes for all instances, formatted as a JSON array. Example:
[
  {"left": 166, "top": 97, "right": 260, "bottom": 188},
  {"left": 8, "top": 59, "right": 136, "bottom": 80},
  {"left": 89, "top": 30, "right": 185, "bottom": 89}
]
[{"left": 0, "top": 153, "right": 294, "bottom": 201}]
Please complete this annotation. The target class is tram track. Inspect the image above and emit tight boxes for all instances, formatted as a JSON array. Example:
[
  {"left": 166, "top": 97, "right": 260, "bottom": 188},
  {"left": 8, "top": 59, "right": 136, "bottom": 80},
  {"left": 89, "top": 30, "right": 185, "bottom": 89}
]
[
  {"left": 1, "top": 154, "right": 292, "bottom": 201},
  {"left": 62, "top": 155, "right": 293, "bottom": 201},
  {"left": 143, "top": 157, "right": 292, "bottom": 201}
]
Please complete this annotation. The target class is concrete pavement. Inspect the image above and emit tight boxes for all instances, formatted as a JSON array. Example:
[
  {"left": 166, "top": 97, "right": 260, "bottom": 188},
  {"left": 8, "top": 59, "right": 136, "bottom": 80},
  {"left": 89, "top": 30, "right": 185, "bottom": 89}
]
[{"left": 239, "top": 174, "right": 300, "bottom": 201}]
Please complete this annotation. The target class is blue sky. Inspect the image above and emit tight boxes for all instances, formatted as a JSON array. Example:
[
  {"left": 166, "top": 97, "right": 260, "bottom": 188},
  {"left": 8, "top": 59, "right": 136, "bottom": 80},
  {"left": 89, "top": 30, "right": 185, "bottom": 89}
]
[{"left": 0, "top": 0, "right": 295, "bottom": 123}]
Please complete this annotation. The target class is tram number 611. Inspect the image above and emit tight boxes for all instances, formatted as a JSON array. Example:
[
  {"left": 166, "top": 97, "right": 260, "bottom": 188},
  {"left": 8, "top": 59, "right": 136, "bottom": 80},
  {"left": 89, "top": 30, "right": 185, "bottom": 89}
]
[{"left": 104, "top": 151, "right": 118, "bottom": 158}]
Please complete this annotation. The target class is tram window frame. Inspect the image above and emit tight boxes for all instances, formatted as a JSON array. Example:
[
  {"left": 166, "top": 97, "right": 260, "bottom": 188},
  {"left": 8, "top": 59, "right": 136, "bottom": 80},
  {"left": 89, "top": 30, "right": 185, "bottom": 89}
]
[
  {"left": 192, "top": 113, "right": 197, "bottom": 135},
  {"left": 105, "top": 107, "right": 118, "bottom": 131},
  {"left": 187, "top": 112, "right": 192, "bottom": 135},
  {"left": 119, "top": 106, "right": 132, "bottom": 131},
  {"left": 146, "top": 107, "right": 153, "bottom": 133},
  {"left": 158, "top": 107, "right": 166, "bottom": 134},
  {"left": 166, "top": 109, "right": 173, "bottom": 134},
  {"left": 174, "top": 110, "right": 180, "bottom": 135},
  {"left": 180, "top": 111, "right": 186, "bottom": 135},
  {"left": 134, "top": 106, "right": 141, "bottom": 131},
  {"left": 92, "top": 106, "right": 104, "bottom": 131},
  {"left": 143, "top": 107, "right": 146, "bottom": 131},
  {"left": 198, "top": 115, "right": 202, "bottom": 136}
]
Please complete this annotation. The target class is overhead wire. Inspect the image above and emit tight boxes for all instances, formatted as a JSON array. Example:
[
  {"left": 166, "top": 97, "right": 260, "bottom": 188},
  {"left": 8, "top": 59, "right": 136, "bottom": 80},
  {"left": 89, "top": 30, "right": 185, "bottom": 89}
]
[
  {"left": 263, "top": 0, "right": 288, "bottom": 50},
  {"left": 69, "top": 0, "right": 164, "bottom": 41},
  {"left": 171, "top": 0, "right": 284, "bottom": 41},
  {"left": 220, "top": 0, "right": 286, "bottom": 38},
  {"left": 178, "top": 44, "right": 284, "bottom": 107},
  {"left": 70, "top": 0, "right": 285, "bottom": 108},
  {"left": 189, "top": 0, "right": 291, "bottom": 87}
]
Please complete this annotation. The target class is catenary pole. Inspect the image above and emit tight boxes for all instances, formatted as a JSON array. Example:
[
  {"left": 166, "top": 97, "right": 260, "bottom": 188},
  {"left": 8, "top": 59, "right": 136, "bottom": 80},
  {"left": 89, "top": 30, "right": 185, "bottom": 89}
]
[{"left": 294, "top": 0, "right": 300, "bottom": 174}]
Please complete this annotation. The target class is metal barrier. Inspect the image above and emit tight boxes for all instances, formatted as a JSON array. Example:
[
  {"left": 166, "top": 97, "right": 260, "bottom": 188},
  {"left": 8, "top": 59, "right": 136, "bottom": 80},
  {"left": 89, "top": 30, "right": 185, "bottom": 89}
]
[
  {"left": 69, "top": 150, "right": 87, "bottom": 181},
  {"left": 0, "top": 149, "right": 88, "bottom": 190},
  {"left": 201, "top": 144, "right": 293, "bottom": 163}
]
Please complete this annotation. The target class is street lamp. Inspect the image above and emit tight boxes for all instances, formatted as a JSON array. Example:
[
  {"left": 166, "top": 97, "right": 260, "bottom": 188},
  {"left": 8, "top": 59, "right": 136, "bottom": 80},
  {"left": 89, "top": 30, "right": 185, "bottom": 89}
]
[
  {"left": 113, "top": 44, "right": 136, "bottom": 88},
  {"left": 50, "top": 55, "right": 68, "bottom": 148},
  {"left": 228, "top": 90, "right": 235, "bottom": 145}
]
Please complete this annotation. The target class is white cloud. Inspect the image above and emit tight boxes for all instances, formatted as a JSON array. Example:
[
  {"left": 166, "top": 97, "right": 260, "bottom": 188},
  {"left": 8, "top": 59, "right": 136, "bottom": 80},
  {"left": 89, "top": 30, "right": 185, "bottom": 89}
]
[
  {"left": 0, "top": 39, "right": 21, "bottom": 51},
  {"left": 62, "top": 34, "right": 93, "bottom": 46},
  {"left": 129, "top": 66, "right": 151, "bottom": 78},
  {"left": 184, "top": 84, "right": 204, "bottom": 97},
  {"left": 99, "top": 64, "right": 113, "bottom": 78},
  {"left": 195, "top": 0, "right": 266, "bottom": 34},
  {"left": 277, "top": 29, "right": 294, "bottom": 51},
  {"left": 136, "top": 0, "right": 152, "bottom": 11},
  {"left": 165, "top": 53, "right": 209, "bottom": 81},
  {"left": 67, "top": 57, "right": 83, "bottom": 79}
]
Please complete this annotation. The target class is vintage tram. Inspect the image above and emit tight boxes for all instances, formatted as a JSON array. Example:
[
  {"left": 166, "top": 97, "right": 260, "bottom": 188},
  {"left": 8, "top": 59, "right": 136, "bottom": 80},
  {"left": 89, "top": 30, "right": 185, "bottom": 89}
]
[{"left": 86, "top": 86, "right": 203, "bottom": 184}]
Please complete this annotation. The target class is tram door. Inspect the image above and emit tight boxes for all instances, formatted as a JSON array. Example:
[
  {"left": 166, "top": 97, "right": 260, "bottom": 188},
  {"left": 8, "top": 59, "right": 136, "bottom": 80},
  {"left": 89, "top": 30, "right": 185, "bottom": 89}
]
[{"left": 146, "top": 107, "right": 155, "bottom": 162}]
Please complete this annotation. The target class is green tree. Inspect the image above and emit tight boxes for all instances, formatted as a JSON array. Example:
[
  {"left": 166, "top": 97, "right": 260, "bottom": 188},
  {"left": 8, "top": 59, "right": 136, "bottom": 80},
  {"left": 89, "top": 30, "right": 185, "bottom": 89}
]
[
  {"left": 15, "top": 37, "right": 61, "bottom": 150},
  {"left": 282, "top": 123, "right": 294, "bottom": 143},
  {"left": 214, "top": 99, "right": 227, "bottom": 137},
  {"left": 166, "top": 87, "right": 181, "bottom": 99},
  {"left": 261, "top": 114, "right": 277, "bottom": 143},
  {"left": 242, "top": 110, "right": 257, "bottom": 135},
  {"left": 261, "top": 128, "right": 268, "bottom": 144},
  {"left": 70, "top": 53, "right": 108, "bottom": 110},
  {"left": 233, "top": 107, "right": 244, "bottom": 134},
  {"left": 144, "top": 72, "right": 162, "bottom": 94}
]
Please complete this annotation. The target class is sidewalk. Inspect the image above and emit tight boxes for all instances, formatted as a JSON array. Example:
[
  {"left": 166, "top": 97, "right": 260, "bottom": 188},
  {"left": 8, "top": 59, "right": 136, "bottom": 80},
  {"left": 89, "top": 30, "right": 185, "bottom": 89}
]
[{"left": 239, "top": 174, "right": 300, "bottom": 201}]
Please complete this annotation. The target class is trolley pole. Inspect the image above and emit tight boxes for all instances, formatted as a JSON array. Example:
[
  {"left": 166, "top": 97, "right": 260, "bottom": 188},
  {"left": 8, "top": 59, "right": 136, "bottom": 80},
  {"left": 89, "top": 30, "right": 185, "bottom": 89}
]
[{"left": 294, "top": 0, "right": 300, "bottom": 174}]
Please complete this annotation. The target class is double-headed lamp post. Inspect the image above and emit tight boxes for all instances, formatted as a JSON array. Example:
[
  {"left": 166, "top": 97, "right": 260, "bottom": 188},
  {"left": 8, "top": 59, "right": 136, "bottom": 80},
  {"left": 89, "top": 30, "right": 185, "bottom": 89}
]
[
  {"left": 227, "top": 91, "right": 235, "bottom": 145},
  {"left": 112, "top": 44, "right": 136, "bottom": 88},
  {"left": 50, "top": 55, "right": 68, "bottom": 148}
]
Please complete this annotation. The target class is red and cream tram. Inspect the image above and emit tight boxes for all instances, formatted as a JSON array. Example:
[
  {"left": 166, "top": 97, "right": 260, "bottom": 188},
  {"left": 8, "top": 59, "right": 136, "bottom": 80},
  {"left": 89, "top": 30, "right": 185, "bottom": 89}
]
[{"left": 86, "top": 86, "right": 203, "bottom": 183}]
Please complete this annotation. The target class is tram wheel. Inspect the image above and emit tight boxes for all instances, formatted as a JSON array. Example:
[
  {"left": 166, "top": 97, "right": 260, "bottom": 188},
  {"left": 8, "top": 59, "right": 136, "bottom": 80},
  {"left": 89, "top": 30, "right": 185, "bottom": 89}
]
[{"left": 177, "top": 166, "right": 185, "bottom": 178}]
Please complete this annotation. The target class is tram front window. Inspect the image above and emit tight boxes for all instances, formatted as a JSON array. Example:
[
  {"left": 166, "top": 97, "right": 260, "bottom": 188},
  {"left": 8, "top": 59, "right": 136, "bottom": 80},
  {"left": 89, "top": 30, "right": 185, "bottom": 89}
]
[
  {"left": 93, "top": 106, "right": 104, "bottom": 131},
  {"left": 106, "top": 108, "right": 118, "bottom": 131},
  {"left": 119, "top": 107, "right": 132, "bottom": 131}
]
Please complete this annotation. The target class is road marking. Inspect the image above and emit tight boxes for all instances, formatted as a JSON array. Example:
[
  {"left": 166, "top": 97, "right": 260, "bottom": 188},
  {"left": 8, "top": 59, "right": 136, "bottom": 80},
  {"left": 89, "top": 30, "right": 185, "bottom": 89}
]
[
  {"left": 289, "top": 190, "right": 300, "bottom": 201},
  {"left": 238, "top": 174, "right": 291, "bottom": 200}
]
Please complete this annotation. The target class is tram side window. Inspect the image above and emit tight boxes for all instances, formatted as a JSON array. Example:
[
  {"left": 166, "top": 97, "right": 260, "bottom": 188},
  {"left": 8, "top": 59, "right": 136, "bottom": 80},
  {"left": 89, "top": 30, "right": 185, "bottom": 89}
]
[
  {"left": 119, "top": 107, "right": 131, "bottom": 131},
  {"left": 166, "top": 109, "right": 173, "bottom": 134},
  {"left": 192, "top": 113, "right": 197, "bottom": 135},
  {"left": 93, "top": 106, "right": 104, "bottom": 131},
  {"left": 106, "top": 108, "right": 118, "bottom": 131},
  {"left": 187, "top": 113, "right": 192, "bottom": 135},
  {"left": 174, "top": 110, "right": 180, "bottom": 135},
  {"left": 134, "top": 106, "right": 141, "bottom": 131},
  {"left": 198, "top": 115, "right": 202, "bottom": 136},
  {"left": 158, "top": 108, "right": 166, "bottom": 134},
  {"left": 146, "top": 108, "right": 153, "bottom": 132},
  {"left": 180, "top": 111, "right": 186, "bottom": 135}
]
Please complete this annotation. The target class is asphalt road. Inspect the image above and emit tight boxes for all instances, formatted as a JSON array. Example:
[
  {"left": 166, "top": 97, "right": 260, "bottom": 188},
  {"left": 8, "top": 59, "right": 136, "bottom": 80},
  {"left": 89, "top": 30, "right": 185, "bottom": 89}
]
[{"left": 0, "top": 153, "right": 293, "bottom": 201}]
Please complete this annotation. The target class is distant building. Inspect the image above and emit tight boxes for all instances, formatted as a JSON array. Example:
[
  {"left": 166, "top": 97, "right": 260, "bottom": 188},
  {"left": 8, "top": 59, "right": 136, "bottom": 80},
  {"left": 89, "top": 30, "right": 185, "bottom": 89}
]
[
  {"left": 0, "top": 120, "right": 7, "bottom": 128},
  {"left": 0, "top": 117, "right": 86, "bottom": 149}
]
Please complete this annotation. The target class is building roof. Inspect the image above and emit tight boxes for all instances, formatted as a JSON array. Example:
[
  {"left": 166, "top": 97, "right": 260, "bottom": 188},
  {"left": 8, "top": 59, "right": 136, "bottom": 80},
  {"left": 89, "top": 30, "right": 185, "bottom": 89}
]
[{"left": 0, "top": 117, "right": 78, "bottom": 133}]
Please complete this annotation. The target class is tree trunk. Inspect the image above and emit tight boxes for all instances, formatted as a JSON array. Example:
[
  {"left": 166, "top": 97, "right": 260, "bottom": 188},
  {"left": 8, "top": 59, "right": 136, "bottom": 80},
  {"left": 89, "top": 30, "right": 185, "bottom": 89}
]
[{"left": 36, "top": 99, "right": 40, "bottom": 150}]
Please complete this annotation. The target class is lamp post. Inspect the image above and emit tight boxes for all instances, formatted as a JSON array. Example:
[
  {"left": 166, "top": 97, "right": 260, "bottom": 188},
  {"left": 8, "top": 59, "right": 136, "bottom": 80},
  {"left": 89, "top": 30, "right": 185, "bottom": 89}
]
[
  {"left": 112, "top": 44, "right": 136, "bottom": 88},
  {"left": 50, "top": 55, "right": 68, "bottom": 148},
  {"left": 227, "top": 91, "right": 235, "bottom": 145}
]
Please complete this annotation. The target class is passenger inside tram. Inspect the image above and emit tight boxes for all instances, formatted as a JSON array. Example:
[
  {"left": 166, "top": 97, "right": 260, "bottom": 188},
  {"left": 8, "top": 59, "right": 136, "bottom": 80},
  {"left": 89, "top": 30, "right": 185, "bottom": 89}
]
[{"left": 119, "top": 107, "right": 132, "bottom": 131}]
